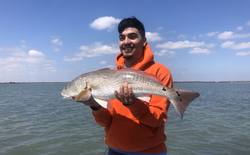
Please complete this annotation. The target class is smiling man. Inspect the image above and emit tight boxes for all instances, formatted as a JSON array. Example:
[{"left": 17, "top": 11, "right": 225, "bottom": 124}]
[
  {"left": 118, "top": 27, "right": 146, "bottom": 63},
  {"left": 79, "top": 17, "right": 173, "bottom": 155}
]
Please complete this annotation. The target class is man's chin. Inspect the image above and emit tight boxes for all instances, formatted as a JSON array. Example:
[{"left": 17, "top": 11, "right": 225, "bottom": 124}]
[{"left": 121, "top": 52, "right": 133, "bottom": 59}]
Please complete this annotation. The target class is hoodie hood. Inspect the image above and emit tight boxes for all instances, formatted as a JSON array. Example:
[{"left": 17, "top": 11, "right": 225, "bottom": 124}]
[{"left": 115, "top": 44, "right": 154, "bottom": 70}]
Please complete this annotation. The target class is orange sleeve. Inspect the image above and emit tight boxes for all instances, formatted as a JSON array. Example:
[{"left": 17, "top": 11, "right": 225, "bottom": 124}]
[
  {"left": 126, "top": 67, "right": 173, "bottom": 127},
  {"left": 92, "top": 107, "right": 112, "bottom": 127}
]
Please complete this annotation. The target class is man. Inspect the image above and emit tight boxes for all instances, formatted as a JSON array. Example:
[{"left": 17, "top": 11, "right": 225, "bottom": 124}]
[{"left": 78, "top": 17, "right": 173, "bottom": 155}]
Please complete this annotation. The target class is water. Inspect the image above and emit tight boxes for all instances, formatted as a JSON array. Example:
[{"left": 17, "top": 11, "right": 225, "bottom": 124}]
[{"left": 0, "top": 83, "right": 249, "bottom": 155}]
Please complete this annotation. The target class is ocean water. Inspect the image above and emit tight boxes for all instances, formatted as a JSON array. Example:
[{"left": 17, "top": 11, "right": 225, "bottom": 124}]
[{"left": 0, "top": 82, "right": 249, "bottom": 155}]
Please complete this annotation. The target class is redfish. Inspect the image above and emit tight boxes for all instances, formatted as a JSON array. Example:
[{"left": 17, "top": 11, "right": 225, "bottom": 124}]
[{"left": 61, "top": 68, "right": 199, "bottom": 119}]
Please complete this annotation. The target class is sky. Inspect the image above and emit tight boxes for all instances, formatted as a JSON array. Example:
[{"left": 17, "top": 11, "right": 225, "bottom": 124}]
[{"left": 0, "top": 0, "right": 250, "bottom": 82}]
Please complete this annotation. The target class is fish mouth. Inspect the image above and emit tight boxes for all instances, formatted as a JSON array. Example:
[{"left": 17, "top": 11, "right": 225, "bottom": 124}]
[{"left": 61, "top": 92, "right": 70, "bottom": 98}]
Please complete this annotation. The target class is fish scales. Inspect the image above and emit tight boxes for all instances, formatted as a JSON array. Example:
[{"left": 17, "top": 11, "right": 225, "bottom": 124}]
[{"left": 81, "top": 70, "right": 165, "bottom": 99}]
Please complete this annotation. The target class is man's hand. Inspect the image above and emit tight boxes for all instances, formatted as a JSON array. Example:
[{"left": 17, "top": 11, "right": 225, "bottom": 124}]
[
  {"left": 72, "top": 95, "right": 101, "bottom": 111},
  {"left": 115, "top": 82, "right": 137, "bottom": 105}
]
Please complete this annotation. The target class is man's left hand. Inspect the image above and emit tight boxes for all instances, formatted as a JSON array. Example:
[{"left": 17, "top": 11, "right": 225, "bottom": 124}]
[{"left": 115, "top": 82, "right": 137, "bottom": 105}]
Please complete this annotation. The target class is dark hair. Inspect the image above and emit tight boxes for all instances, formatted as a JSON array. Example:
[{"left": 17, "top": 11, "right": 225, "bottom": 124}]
[{"left": 118, "top": 17, "right": 145, "bottom": 38}]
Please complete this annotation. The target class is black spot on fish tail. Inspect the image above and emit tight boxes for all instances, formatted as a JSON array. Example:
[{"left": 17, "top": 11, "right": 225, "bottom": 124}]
[
  {"left": 162, "top": 87, "right": 167, "bottom": 91},
  {"left": 175, "top": 91, "right": 182, "bottom": 101}
]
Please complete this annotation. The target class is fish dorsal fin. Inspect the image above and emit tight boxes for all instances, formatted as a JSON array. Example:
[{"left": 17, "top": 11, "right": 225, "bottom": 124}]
[
  {"left": 97, "top": 68, "right": 111, "bottom": 71},
  {"left": 117, "top": 68, "right": 162, "bottom": 84}
]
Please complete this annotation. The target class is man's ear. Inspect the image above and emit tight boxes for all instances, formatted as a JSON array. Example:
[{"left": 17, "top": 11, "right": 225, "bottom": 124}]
[{"left": 143, "top": 37, "right": 147, "bottom": 46}]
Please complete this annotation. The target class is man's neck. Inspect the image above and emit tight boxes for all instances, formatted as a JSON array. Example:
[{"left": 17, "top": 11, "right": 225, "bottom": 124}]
[
  {"left": 124, "top": 57, "right": 140, "bottom": 68},
  {"left": 124, "top": 51, "right": 143, "bottom": 68}
]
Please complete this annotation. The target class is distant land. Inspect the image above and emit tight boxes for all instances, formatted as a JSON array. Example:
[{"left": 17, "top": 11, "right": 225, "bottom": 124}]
[
  {"left": 0, "top": 81, "right": 250, "bottom": 84},
  {"left": 0, "top": 82, "right": 68, "bottom": 84}
]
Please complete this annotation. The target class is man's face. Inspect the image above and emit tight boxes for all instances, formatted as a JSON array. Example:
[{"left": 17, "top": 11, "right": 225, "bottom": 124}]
[{"left": 119, "top": 27, "right": 146, "bottom": 59}]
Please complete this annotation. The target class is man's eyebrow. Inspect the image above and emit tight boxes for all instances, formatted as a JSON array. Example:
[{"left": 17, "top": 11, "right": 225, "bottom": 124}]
[
  {"left": 119, "top": 33, "right": 138, "bottom": 36},
  {"left": 128, "top": 33, "right": 138, "bottom": 36}
]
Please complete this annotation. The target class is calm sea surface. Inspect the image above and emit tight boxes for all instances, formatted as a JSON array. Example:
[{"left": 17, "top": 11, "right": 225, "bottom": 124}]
[{"left": 0, "top": 83, "right": 249, "bottom": 155}]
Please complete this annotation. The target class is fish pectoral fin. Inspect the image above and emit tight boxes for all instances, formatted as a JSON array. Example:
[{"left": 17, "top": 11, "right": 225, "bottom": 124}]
[
  {"left": 94, "top": 98, "right": 112, "bottom": 109},
  {"left": 136, "top": 95, "right": 151, "bottom": 103},
  {"left": 74, "top": 89, "right": 91, "bottom": 101}
]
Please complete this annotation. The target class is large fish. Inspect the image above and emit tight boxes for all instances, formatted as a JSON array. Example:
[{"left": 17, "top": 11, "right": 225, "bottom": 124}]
[{"left": 61, "top": 68, "right": 200, "bottom": 119}]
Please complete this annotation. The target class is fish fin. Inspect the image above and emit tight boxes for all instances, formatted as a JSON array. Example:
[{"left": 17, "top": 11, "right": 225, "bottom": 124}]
[
  {"left": 137, "top": 96, "right": 151, "bottom": 103},
  {"left": 97, "top": 68, "right": 111, "bottom": 71},
  {"left": 74, "top": 89, "right": 91, "bottom": 101},
  {"left": 117, "top": 68, "right": 162, "bottom": 84},
  {"left": 63, "top": 96, "right": 72, "bottom": 99},
  {"left": 94, "top": 98, "right": 112, "bottom": 109},
  {"left": 169, "top": 89, "right": 200, "bottom": 119}
]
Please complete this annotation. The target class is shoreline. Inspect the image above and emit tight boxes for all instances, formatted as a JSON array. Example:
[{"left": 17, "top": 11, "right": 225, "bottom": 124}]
[
  {"left": 1, "top": 81, "right": 250, "bottom": 84},
  {"left": 0, "top": 82, "right": 68, "bottom": 84}
]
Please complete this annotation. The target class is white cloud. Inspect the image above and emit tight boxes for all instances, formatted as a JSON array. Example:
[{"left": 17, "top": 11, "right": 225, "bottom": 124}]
[
  {"left": 206, "top": 31, "right": 220, "bottom": 37},
  {"left": 20, "top": 40, "right": 26, "bottom": 48},
  {"left": 75, "top": 42, "right": 119, "bottom": 57},
  {"left": 25, "top": 50, "right": 46, "bottom": 63},
  {"left": 221, "top": 41, "right": 250, "bottom": 50},
  {"left": 28, "top": 50, "right": 45, "bottom": 57},
  {"left": 177, "top": 34, "right": 187, "bottom": 40},
  {"left": 169, "top": 31, "right": 176, "bottom": 34},
  {"left": 44, "top": 66, "right": 57, "bottom": 72},
  {"left": 236, "top": 26, "right": 243, "bottom": 31},
  {"left": 199, "top": 31, "right": 220, "bottom": 37},
  {"left": 189, "top": 47, "right": 215, "bottom": 55},
  {"left": 53, "top": 48, "right": 60, "bottom": 52},
  {"left": 206, "top": 43, "right": 216, "bottom": 48},
  {"left": 0, "top": 47, "right": 25, "bottom": 56},
  {"left": 21, "top": 45, "right": 26, "bottom": 48},
  {"left": 99, "top": 61, "right": 107, "bottom": 65},
  {"left": 157, "top": 27, "right": 163, "bottom": 31},
  {"left": 51, "top": 36, "right": 63, "bottom": 51},
  {"left": 0, "top": 48, "right": 46, "bottom": 64},
  {"left": 79, "top": 45, "right": 89, "bottom": 51},
  {"left": 235, "top": 51, "right": 250, "bottom": 56},
  {"left": 146, "top": 32, "right": 163, "bottom": 42},
  {"left": 0, "top": 46, "right": 57, "bottom": 82},
  {"left": 246, "top": 20, "right": 250, "bottom": 26},
  {"left": 156, "top": 40, "right": 206, "bottom": 49},
  {"left": 104, "top": 65, "right": 116, "bottom": 69},
  {"left": 90, "top": 16, "right": 121, "bottom": 31},
  {"left": 155, "top": 49, "right": 176, "bottom": 57},
  {"left": 63, "top": 42, "right": 119, "bottom": 61},
  {"left": 0, "top": 63, "right": 26, "bottom": 72},
  {"left": 217, "top": 31, "right": 250, "bottom": 39},
  {"left": 51, "top": 38, "right": 63, "bottom": 46},
  {"left": 63, "top": 56, "right": 82, "bottom": 62}
]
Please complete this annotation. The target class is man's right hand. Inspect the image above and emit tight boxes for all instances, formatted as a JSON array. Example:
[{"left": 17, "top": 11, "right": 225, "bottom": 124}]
[{"left": 72, "top": 95, "right": 101, "bottom": 111}]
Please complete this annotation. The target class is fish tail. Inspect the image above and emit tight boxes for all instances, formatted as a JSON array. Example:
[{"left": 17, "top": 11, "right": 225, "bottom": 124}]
[{"left": 169, "top": 89, "right": 200, "bottom": 119}]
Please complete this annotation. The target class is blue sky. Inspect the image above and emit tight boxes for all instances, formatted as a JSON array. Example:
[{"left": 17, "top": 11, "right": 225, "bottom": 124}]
[{"left": 0, "top": 0, "right": 250, "bottom": 82}]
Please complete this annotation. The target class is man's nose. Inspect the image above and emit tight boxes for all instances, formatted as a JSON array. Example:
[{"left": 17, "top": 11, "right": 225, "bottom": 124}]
[{"left": 124, "top": 37, "right": 131, "bottom": 44}]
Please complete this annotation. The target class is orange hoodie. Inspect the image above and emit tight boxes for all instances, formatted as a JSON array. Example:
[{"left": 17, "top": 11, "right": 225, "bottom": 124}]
[{"left": 92, "top": 44, "right": 173, "bottom": 154}]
